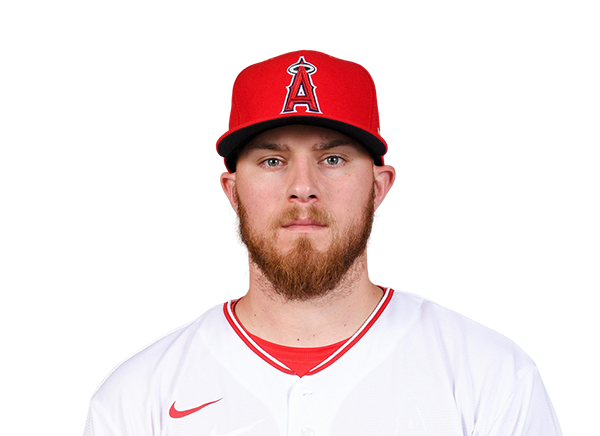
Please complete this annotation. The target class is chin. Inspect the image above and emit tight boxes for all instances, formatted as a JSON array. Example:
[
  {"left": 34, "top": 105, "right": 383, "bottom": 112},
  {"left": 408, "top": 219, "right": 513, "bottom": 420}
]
[{"left": 279, "top": 234, "right": 330, "bottom": 253}]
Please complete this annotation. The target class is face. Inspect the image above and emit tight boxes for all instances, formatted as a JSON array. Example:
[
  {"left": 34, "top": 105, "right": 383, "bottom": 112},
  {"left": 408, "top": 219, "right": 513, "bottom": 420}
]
[{"left": 221, "top": 125, "right": 395, "bottom": 301}]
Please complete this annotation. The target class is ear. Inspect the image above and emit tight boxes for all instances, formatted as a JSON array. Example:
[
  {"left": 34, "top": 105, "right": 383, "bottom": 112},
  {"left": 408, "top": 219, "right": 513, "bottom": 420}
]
[
  {"left": 220, "top": 171, "right": 238, "bottom": 211},
  {"left": 372, "top": 164, "right": 396, "bottom": 211}
]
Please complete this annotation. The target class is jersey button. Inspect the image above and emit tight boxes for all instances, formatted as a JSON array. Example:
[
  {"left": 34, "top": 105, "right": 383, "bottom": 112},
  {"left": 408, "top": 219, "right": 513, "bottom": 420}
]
[{"left": 300, "top": 428, "right": 316, "bottom": 436}]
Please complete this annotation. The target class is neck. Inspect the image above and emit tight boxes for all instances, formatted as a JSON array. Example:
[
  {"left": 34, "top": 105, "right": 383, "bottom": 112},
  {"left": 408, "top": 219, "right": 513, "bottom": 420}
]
[{"left": 234, "top": 253, "right": 384, "bottom": 347}]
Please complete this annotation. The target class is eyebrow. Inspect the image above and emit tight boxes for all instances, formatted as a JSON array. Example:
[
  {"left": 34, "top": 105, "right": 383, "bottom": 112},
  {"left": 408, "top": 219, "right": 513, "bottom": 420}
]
[{"left": 243, "top": 138, "right": 360, "bottom": 154}]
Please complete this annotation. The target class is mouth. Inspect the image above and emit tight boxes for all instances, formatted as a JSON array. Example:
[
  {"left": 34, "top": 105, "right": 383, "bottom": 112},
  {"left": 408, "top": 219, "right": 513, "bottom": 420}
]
[{"left": 281, "top": 218, "right": 327, "bottom": 232}]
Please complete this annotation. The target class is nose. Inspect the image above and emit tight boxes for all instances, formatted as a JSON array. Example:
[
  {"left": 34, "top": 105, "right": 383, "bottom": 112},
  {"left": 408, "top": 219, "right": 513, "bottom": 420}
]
[{"left": 286, "top": 158, "right": 320, "bottom": 204}]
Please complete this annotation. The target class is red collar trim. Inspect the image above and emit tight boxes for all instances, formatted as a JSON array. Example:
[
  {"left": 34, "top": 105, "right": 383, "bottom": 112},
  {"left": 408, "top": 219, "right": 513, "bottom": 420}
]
[
  {"left": 222, "top": 287, "right": 394, "bottom": 376},
  {"left": 223, "top": 300, "right": 294, "bottom": 374}
]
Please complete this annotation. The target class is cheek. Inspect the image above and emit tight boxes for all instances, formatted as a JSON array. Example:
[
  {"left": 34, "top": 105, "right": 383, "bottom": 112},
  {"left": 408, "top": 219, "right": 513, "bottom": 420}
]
[
  {"left": 236, "top": 183, "right": 280, "bottom": 226},
  {"left": 323, "top": 187, "right": 368, "bottom": 227}
]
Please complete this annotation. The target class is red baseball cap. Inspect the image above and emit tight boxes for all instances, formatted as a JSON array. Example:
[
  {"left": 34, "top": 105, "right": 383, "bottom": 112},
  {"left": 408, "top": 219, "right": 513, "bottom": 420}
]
[{"left": 216, "top": 50, "right": 388, "bottom": 171}]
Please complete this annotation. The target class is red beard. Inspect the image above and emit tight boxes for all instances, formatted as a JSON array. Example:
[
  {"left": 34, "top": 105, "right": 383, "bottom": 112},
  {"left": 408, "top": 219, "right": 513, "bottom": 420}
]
[{"left": 235, "top": 187, "right": 375, "bottom": 301}]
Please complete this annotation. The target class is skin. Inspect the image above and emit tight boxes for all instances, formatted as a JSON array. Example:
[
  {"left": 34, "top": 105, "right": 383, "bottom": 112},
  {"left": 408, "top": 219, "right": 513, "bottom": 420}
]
[{"left": 221, "top": 125, "right": 395, "bottom": 347}]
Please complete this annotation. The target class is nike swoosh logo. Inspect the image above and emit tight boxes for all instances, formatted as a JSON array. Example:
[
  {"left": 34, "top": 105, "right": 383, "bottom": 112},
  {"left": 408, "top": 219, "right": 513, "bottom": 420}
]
[{"left": 169, "top": 398, "right": 222, "bottom": 418}]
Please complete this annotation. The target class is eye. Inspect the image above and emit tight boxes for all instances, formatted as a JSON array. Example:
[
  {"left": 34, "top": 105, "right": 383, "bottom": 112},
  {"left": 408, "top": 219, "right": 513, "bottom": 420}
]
[
  {"left": 262, "top": 158, "right": 281, "bottom": 168},
  {"left": 323, "top": 156, "right": 344, "bottom": 166}
]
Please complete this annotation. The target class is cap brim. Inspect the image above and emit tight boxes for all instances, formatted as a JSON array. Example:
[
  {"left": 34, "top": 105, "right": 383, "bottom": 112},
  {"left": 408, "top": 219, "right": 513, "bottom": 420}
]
[{"left": 217, "top": 116, "right": 386, "bottom": 172}]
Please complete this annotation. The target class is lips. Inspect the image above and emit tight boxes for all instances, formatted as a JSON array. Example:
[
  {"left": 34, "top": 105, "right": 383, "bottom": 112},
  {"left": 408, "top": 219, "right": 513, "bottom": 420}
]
[{"left": 283, "top": 218, "right": 327, "bottom": 227}]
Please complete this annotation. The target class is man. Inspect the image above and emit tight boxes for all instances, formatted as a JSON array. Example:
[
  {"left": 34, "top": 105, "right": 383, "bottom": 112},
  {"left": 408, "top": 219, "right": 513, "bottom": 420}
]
[{"left": 84, "top": 50, "right": 562, "bottom": 435}]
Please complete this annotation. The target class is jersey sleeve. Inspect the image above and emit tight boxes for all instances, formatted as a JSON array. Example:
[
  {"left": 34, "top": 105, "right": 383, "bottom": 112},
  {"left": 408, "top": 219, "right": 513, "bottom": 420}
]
[
  {"left": 483, "top": 367, "right": 562, "bottom": 436},
  {"left": 83, "top": 403, "right": 115, "bottom": 436}
]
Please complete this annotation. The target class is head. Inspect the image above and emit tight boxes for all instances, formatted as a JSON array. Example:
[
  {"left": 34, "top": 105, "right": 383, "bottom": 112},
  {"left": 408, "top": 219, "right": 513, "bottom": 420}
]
[
  {"left": 217, "top": 50, "right": 394, "bottom": 301},
  {"left": 221, "top": 124, "right": 395, "bottom": 301}
]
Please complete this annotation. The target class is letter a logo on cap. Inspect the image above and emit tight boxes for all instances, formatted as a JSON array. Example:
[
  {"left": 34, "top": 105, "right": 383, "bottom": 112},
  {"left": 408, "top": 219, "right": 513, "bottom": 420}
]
[{"left": 281, "top": 56, "right": 322, "bottom": 114}]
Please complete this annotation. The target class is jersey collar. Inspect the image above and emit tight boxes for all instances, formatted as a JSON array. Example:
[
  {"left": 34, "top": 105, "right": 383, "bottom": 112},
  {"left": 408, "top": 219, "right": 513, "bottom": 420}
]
[{"left": 223, "top": 287, "right": 394, "bottom": 376}]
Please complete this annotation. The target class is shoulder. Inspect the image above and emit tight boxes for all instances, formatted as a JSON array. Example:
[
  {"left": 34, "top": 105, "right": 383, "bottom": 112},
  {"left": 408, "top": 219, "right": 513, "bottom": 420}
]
[
  {"left": 381, "top": 290, "right": 558, "bottom": 434},
  {"left": 426, "top": 294, "right": 532, "bottom": 364},
  {"left": 386, "top": 292, "right": 537, "bottom": 403},
  {"left": 89, "top": 303, "right": 227, "bottom": 408},
  {"left": 386, "top": 289, "right": 537, "bottom": 378}
]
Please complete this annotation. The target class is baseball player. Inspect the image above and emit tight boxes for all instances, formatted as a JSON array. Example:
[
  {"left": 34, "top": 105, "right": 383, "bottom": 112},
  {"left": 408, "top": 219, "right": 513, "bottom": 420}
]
[{"left": 84, "top": 50, "right": 562, "bottom": 435}]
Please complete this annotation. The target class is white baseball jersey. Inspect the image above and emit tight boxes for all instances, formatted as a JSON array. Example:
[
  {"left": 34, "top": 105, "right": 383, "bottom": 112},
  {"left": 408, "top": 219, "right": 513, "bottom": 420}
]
[{"left": 84, "top": 288, "right": 562, "bottom": 435}]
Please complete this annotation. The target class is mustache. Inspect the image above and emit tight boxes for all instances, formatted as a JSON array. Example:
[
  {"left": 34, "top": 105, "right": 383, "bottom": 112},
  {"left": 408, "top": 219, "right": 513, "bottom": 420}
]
[{"left": 271, "top": 205, "right": 333, "bottom": 229}]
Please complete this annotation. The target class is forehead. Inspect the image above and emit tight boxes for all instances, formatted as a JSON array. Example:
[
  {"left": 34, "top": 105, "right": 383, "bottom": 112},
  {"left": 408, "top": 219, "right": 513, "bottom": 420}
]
[{"left": 239, "top": 125, "right": 371, "bottom": 157}]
